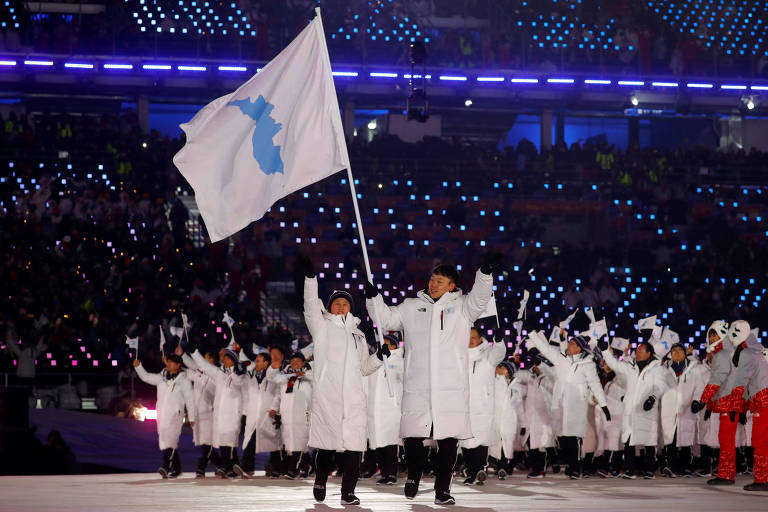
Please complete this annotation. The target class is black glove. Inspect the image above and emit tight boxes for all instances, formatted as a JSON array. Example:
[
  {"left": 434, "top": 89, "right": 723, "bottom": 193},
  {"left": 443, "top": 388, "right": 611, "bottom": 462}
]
[
  {"left": 704, "top": 409, "right": 712, "bottom": 421},
  {"left": 299, "top": 256, "right": 315, "bottom": 278},
  {"left": 376, "top": 342, "right": 391, "bottom": 361},
  {"left": 179, "top": 337, "right": 192, "bottom": 354},
  {"left": 480, "top": 252, "right": 504, "bottom": 275},
  {"left": 273, "top": 414, "right": 282, "bottom": 429},
  {"left": 597, "top": 339, "right": 609, "bottom": 352},
  {"left": 739, "top": 412, "right": 748, "bottom": 425},
  {"left": 364, "top": 281, "right": 379, "bottom": 299},
  {"left": 492, "top": 327, "right": 505, "bottom": 344},
  {"left": 602, "top": 406, "right": 611, "bottom": 422},
  {"left": 691, "top": 400, "right": 706, "bottom": 414},
  {"left": 643, "top": 395, "right": 656, "bottom": 411},
  {"left": 520, "top": 428, "right": 526, "bottom": 436}
]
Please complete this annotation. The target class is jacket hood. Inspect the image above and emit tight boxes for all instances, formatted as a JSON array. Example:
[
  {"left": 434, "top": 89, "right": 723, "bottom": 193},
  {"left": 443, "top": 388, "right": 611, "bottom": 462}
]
[
  {"left": 321, "top": 309, "right": 362, "bottom": 329},
  {"left": 417, "top": 287, "right": 463, "bottom": 305}
]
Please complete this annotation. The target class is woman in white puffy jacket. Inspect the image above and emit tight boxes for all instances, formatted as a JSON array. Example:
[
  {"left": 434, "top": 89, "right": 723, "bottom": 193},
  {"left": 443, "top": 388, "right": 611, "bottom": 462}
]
[
  {"left": 180, "top": 347, "right": 221, "bottom": 477},
  {"left": 595, "top": 359, "right": 626, "bottom": 477},
  {"left": 489, "top": 361, "right": 526, "bottom": 479},
  {"left": 460, "top": 327, "right": 507, "bottom": 485},
  {"left": 530, "top": 331, "right": 609, "bottom": 478},
  {"left": 301, "top": 258, "right": 383, "bottom": 506},
  {"left": 524, "top": 356, "right": 556, "bottom": 478},
  {"left": 273, "top": 352, "right": 313, "bottom": 478},
  {"left": 601, "top": 340, "right": 676, "bottom": 479},
  {"left": 659, "top": 344, "right": 709, "bottom": 476}
]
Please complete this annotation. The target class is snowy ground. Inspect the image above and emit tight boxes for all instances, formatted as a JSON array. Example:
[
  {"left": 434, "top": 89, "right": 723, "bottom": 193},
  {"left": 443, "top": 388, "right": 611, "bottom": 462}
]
[{"left": 0, "top": 472, "right": 764, "bottom": 512}]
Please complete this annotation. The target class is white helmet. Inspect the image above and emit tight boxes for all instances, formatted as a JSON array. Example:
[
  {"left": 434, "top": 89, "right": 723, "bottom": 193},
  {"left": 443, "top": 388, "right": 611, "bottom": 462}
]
[
  {"left": 706, "top": 320, "right": 729, "bottom": 353},
  {"left": 728, "top": 320, "right": 751, "bottom": 347}
]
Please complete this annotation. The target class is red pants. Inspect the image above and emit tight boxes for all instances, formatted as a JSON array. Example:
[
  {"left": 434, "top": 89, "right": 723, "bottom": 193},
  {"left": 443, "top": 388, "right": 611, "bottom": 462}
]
[
  {"left": 754, "top": 408, "right": 768, "bottom": 484},
  {"left": 717, "top": 413, "right": 738, "bottom": 481}
]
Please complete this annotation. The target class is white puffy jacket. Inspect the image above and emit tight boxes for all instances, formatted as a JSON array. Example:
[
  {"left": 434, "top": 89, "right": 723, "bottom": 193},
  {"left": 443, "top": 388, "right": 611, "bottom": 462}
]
[
  {"left": 461, "top": 339, "right": 507, "bottom": 449},
  {"left": 304, "top": 277, "right": 382, "bottom": 452},
  {"left": 191, "top": 350, "right": 245, "bottom": 448},
  {"left": 367, "top": 270, "right": 493, "bottom": 440},
  {"left": 241, "top": 369, "right": 282, "bottom": 452},
  {"left": 182, "top": 353, "right": 217, "bottom": 446},
  {"left": 367, "top": 347, "right": 404, "bottom": 449},
  {"left": 489, "top": 372, "right": 527, "bottom": 460},
  {"left": 135, "top": 364, "right": 195, "bottom": 450},
  {"left": 660, "top": 358, "right": 709, "bottom": 447},
  {"left": 274, "top": 368, "right": 313, "bottom": 453},
  {"left": 602, "top": 350, "right": 675, "bottom": 447}
]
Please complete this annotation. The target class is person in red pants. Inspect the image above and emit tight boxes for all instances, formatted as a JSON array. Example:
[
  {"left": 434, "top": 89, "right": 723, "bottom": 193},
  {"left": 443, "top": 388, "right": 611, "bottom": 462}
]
[
  {"left": 692, "top": 320, "right": 744, "bottom": 485},
  {"left": 728, "top": 320, "right": 768, "bottom": 491}
]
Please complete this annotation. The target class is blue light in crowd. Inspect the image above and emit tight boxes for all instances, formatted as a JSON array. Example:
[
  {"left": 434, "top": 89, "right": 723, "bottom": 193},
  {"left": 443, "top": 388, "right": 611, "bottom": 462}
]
[
  {"left": 476, "top": 76, "right": 505, "bottom": 82},
  {"left": 104, "top": 63, "right": 134, "bottom": 70},
  {"left": 752, "top": 85, "right": 768, "bottom": 91},
  {"left": 332, "top": 71, "right": 358, "bottom": 77},
  {"left": 370, "top": 72, "right": 398, "bottom": 78},
  {"left": 547, "top": 78, "right": 575, "bottom": 84},
  {"left": 511, "top": 78, "right": 539, "bottom": 84},
  {"left": 440, "top": 75, "right": 468, "bottom": 81},
  {"left": 652, "top": 81, "right": 679, "bottom": 87},
  {"left": 687, "top": 82, "right": 713, "bottom": 88},
  {"left": 584, "top": 79, "right": 611, "bottom": 84},
  {"left": 721, "top": 84, "right": 747, "bottom": 90},
  {"left": 64, "top": 62, "right": 94, "bottom": 69},
  {"left": 618, "top": 80, "right": 644, "bottom": 86},
  {"left": 24, "top": 60, "right": 54, "bottom": 66},
  {"left": 178, "top": 65, "right": 207, "bottom": 71},
  {"left": 218, "top": 65, "right": 247, "bottom": 71},
  {"left": 143, "top": 64, "right": 172, "bottom": 70}
]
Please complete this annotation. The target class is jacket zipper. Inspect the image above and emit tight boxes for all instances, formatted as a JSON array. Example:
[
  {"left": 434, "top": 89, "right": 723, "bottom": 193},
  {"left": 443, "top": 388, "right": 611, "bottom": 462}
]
[{"left": 440, "top": 310, "right": 444, "bottom": 330}]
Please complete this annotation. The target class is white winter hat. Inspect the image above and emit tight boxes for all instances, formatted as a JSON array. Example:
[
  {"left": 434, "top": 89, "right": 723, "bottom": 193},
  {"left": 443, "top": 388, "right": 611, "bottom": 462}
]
[
  {"left": 728, "top": 320, "right": 750, "bottom": 347},
  {"left": 706, "top": 320, "right": 729, "bottom": 353}
]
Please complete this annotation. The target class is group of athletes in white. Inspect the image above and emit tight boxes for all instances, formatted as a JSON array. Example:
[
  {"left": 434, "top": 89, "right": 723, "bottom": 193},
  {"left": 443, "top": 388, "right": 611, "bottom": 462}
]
[{"left": 133, "top": 256, "right": 768, "bottom": 505}]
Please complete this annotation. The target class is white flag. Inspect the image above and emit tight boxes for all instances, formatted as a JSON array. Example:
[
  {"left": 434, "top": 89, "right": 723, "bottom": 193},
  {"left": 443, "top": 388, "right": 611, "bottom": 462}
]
[
  {"left": 159, "top": 325, "right": 167, "bottom": 354},
  {"left": 637, "top": 314, "right": 657, "bottom": 331},
  {"left": 583, "top": 306, "right": 596, "bottom": 325},
  {"left": 516, "top": 290, "right": 530, "bottom": 320},
  {"left": 660, "top": 327, "right": 680, "bottom": 348},
  {"left": 173, "top": 11, "right": 350, "bottom": 242},
  {"left": 559, "top": 309, "right": 578, "bottom": 330},
  {"left": 589, "top": 319, "right": 608, "bottom": 340},
  {"left": 478, "top": 292, "right": 498, "bottom": 319},
  {"left": 169, "top": 326, "right": 184, "bottom": 339},
  {"left": 125, "top": 336, "right": 138, "bottom": 350},
  {"left": 222, "top": 311, "right": 235, "bottom": 328},
  {"left": 611, "top": 337, "right": 629, "bottom": 352},
  {"left": 181, "top": 313, "right": 190, "bottom": 330}
]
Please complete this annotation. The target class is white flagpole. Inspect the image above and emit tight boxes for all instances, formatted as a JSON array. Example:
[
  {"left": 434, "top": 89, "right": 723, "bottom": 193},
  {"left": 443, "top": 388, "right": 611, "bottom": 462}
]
[{"left": 314, "top": 6, "right": 394, "bottom": 397}]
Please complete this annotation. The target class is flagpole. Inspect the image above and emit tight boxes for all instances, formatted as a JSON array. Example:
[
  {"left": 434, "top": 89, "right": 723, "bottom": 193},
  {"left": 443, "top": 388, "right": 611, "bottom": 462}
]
[
  {"left": 345, "top": 166, "right": 395, "bottom": 398},
  {"left": 313, "top": 6, "right": 394, "bottom": 397}
]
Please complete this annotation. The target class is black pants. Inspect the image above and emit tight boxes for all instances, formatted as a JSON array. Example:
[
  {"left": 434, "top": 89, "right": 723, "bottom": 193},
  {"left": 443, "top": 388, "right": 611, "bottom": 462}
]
[
  {"left": 316, "top": 450, "right": 361, "bottom": 495},
  {"left": 624, "top": 442, "right": 655, "bottom": 473},
  {"left": 559, "top": 436, "right": 582, "bottom": 475},
  {"left": 284, "top": 451, "right": 307, "bottom": 474},
  {"left": 462, "top": 445, "right": 489, "bottom": 478},
  {"left": 404, "top": 436, "right": 458, "bottom": 493},
  {"left": 197, "top": 444, "right": 221, "bottom": 473},
  {"left": 161, "top": 448, "right": 181, "bottom": 472},
  {"left": 219, "top": 446, "right": 238, "bottom": 473},
  {"left": 241, "top": 434, "right": 256, "bottom": 473},
  {"left": 528, "top": 448, "right": 547, "bottom": 473},
  {"left": 376, "top": 445, "right": 399, "bottom": 478}
]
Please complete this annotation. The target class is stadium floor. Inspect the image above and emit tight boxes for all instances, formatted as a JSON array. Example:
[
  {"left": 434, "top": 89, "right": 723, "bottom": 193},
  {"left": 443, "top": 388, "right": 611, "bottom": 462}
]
[{"left": 0, "top": 472, "right": 764, "bottom": 511}]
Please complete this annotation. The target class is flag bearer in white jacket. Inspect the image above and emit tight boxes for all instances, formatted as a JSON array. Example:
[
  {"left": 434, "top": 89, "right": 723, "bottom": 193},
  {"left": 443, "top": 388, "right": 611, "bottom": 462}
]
[
  {"left": 460, "top": 326, "right": 507, "bottom": 485},
  {"left": 183, "top": 344, "right": 247, "bottom": 478},
  {"left": 367, "top": 333, "right": 404, "bottom": 486},
  {"left": 489, "top": 361, "right": 527, "bottom": 479},
  {"left": 238, "top": 351, "right": 281, "bottom": 478},
  {"left": 273, "top": 352, "right": 313, "bottom": 479},
  {"left": 530, "top": 332, "right": 610, "bottom": 479},
  {"left": 178, "top": 345, "right": 221, "bottom": 477},
  {"left": 133, "top": 354, "right": 196, "bottom": 478},
  {"left": 301, "top": 259, "right": 384, "bottom": 506},
  {"left": 365, "top": 256, "right": 498, "bottom": 506},
  {"left": 659, "top": 344, "right": 709, "bottom": 477},
  {"left": 599, "top": 340, "right": 675, "bottom": 479},
  {"left": 595, "top": 359, "right": 625, "bottom": 477}
]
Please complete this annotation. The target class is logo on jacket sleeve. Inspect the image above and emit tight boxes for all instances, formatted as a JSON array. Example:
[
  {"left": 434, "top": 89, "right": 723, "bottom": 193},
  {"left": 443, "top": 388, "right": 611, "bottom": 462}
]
[{"left": 417, "top": 308, "right": 427, "bottom": 312}]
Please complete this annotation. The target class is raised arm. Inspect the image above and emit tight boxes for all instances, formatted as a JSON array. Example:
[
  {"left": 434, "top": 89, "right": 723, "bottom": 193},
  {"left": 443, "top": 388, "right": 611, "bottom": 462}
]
[
  {"left": 365, "top": 291, "right": 404, "bottom": 333},
  {"left": 135, "top": 363, "right": 163, "bottom": 386},
  {"left": 487, "top": 334, "right": 507, "bottom": 367},
  {"left": 182, "top": 352, "right": 199, "bottom": 371},
  {"left": 601, "top": 348, "right": 630, "bottom": 377},
  {"left": 529, "top": 330, "right": 563, "bottom": 366},
  {"left": 191, "top": 350, "right": 220, "bottom": 379},
  {"left": 462, "top": 270, "right": 494, "bottom": 322},
  {"left": 303, "top": 277, "right": 328, "bottom": 339},
  {"left": 360, "top": 344, "right": 384, "bottom": 377}
]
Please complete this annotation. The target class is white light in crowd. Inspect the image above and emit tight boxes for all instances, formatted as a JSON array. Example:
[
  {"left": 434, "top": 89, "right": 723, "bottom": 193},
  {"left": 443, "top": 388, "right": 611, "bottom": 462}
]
[
  {"left": 746, "top": 97, "right": 756, "bottom": 110},
  {"left": 367, "top": 119, "right": 377, "bottom": 130},
  {"left": 218, "top": 65, "right": 247, "bottom": 71},
  {"left": 476, "top": 76, "right": 505, "bottom": 82},
  {"left": 651, "top": 81, "right": 679, "bottom": 87},
  {"left": 142, "top": 64, "right": 172, "bottom": 70},
  {"left": 104, "top": 63, "right": 134, "bottom": 70},
  {"left": 177, "top": 65, "right": 207, "bottom": 71},
  {"left": 0, "top": 60, "right": 17, "bottom": 66},
  {"left": 24, "top": 60, "right": 54, "bottom": 66},
  {"left": 440, "top": 75, "right": 468, "bottom": 81},
  {"left": 464, "top": 99, "right": 473, "bottom": 107},
  {"left": 370, "top": 72, "right": 398, "bottom": 78},
  {"left": 584, "top": 79, "right": 611, "bottom": 85},
  {"left": 332, "top": 71, "right": 358, "bottom": 77},
  {"left": 64, "top": 62, "right": 94, "bottom": 69},
  {"left": 510, "top": 78, "right": 539, "bottom": 84},
  {"left": 630, "top": 95, "right": 639, "bottom": 106}
]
